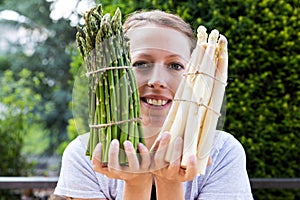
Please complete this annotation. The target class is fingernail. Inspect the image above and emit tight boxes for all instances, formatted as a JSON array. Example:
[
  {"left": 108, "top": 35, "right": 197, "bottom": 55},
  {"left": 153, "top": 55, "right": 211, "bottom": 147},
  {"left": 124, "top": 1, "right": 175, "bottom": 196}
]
[
  {"left": 111, "top": 139, "right": 119, "bottom": 147},
  {"left": 123, "top": 140, "right": 132, "bottom": 150},
  {"left": 189, "top": 155, "right": 197, "bottom": 165},
  {"left": 137, "top": 142, "right": 145, "bottom": 149},
  {"left": 176, "top": 137, "right": 182, "bottom": 145},
  {"left": 92, "top": 143, "right": 102, "bottom": 162},
  {"left": 161, "top": 133, "right": 170, "bottom": 141}
]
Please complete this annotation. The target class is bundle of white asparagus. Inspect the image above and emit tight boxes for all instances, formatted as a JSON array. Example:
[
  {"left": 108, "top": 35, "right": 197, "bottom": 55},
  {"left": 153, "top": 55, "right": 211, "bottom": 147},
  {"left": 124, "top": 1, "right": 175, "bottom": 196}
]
[{"left": 157, "top": 26, "right": 228, "bottom": 175}]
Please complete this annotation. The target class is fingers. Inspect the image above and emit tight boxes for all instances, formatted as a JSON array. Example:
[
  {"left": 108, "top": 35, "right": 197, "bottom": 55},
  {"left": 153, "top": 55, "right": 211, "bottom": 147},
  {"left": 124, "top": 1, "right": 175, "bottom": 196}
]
[
  {"left": 184, "top": 155, "right": 198, "bottom": 180},
  {"left": 108, "top": 139, "right": 120, "bottom": 171},
  {"left": 153, "top": 135, "right": 198, "bottom": 181},
  {"left": 92, "top": 143, "right": 110, "bottom": 175},
  {"left": 168, "top": 137, "right": 183, "bottom": 176},
  {"left": 169, "top": 138, "right": 198, "bottom": 181},
  {"left": 91, "top": 143, "right": 101, "bottom": 171},
  {"left": 109, "top": 139, "right": 150, "bottom": 173},
  {"left": 92, "top": 139, "right": 152, "bottom": 180},
  {"left": 169, "top": 137, "right": 183, "bottom": 167},
  {"left": 92, "top": 142, "right": 102, "bottom": 163},
  {"left": 153, "top": 133, "right": 170, "bottom": 170},
  {"left": 138, "top": 142, "right": 151, "bottom": 171},
  {"left": 149, "top": 135, "right": 161, "bottom": 153}
]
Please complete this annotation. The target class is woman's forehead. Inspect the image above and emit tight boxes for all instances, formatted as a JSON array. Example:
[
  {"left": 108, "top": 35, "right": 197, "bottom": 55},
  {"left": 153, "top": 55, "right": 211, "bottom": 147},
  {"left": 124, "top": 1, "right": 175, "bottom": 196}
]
[{"left": 126, "top": 25, "right": 191, "bottom": 60}]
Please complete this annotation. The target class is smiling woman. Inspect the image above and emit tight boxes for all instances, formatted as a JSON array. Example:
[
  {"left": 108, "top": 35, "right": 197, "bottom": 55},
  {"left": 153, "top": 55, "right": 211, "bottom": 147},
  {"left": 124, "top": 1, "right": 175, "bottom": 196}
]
[{"left": 54, "top": 6, "right": 253, "bottom": 200}]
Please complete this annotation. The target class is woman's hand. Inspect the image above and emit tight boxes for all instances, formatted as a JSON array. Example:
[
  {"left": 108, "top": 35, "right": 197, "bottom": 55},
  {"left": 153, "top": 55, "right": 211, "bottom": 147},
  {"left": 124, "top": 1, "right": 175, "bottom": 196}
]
[
  {"left": 151, "top": 132, "right": 199, "bottom": 182},
  {"left": 91, "top": 139, "right": 152, "bottom": 181},
  {"left": 149, "top": 132, "right": 200, "bottom": 200},
  {"left": 92, "top": 140, "right": 153, "bottom": 199}
]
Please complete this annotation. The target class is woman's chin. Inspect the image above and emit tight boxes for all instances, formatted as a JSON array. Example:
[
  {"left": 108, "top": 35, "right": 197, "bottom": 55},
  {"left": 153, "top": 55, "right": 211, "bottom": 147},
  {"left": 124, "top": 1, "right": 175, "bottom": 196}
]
[{"left": 141, "top": 115, "right": 165, "bottom": 137}]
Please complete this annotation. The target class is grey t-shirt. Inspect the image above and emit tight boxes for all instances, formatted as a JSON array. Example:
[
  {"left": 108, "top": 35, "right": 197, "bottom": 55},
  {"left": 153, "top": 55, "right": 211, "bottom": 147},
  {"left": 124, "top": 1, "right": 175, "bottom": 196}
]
[{"left": 54, "top": 130, "right": 253, "bottom": 199}]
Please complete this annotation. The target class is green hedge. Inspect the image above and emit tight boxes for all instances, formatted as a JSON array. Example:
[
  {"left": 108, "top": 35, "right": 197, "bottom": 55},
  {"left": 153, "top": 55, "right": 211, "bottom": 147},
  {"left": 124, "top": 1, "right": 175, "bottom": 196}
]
[{"left": 67, "top": 0, "right": 300, "bottom": 199}]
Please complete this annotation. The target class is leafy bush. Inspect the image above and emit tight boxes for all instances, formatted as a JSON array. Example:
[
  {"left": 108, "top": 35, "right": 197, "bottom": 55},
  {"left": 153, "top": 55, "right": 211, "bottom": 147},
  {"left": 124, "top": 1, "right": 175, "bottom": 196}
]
[{"left": 0, "top": 65, "right": 46, "bottom": 197}]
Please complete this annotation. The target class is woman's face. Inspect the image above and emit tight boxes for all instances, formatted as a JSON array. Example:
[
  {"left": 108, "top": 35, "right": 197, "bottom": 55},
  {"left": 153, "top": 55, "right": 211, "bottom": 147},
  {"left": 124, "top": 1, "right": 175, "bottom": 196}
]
[{"left": 127, "top": 24, "right": 191, "bottom": 139}]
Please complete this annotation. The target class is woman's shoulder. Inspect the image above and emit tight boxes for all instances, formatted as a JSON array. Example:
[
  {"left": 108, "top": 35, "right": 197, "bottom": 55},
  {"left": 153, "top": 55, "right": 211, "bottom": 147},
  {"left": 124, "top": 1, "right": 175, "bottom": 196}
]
[
  {"left": 61, "top": 133, "right": 90, "bottom": 162},
  {"left": 213, "top": 130, "right": 245, "bottom": 154},
  {"left": 210, "top": 130, "right": 248, "bottom": 168},
  {"left": 193, "top": 131, "right": 253, "bottom": 198}
]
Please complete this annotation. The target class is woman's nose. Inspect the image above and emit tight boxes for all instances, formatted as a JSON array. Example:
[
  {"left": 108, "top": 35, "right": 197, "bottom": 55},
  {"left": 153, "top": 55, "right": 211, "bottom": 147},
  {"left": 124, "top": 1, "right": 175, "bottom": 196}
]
[{"left": 147, "top": 64, "right": 167, "bottom": 88}]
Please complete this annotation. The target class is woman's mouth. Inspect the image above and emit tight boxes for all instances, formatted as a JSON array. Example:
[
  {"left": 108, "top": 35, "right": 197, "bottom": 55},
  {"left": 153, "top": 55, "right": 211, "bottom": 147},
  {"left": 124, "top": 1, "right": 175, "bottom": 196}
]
[{"left": 141, "top": 97, "right": 171, "bottom": 107}]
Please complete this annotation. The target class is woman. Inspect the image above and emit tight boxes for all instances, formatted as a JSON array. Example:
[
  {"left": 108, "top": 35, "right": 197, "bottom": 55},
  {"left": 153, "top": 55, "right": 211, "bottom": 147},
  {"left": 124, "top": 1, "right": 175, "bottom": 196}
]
[{"left": 54, "top": 9, "right": 253, "bottom": 200}]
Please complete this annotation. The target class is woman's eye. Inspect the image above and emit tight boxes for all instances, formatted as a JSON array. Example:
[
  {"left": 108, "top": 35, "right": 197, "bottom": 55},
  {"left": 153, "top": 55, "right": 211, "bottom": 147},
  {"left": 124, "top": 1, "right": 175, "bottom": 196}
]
[
  {"left": 132, "top": 61, "right": 152, "bottom": 68},
  {"left": 169, "top": 63, "right": 184, "bottom": 71}
]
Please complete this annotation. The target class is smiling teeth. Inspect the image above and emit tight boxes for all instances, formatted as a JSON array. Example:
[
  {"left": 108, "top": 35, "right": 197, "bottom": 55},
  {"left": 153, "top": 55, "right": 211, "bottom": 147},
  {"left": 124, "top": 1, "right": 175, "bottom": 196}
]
[{"left": 146, "top": 99, "right": 168, "bottom": 106}]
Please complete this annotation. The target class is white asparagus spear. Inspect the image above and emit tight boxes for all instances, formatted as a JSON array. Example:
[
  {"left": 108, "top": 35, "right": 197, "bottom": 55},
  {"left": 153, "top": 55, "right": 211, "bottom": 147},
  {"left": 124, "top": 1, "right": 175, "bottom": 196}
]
[
  {"left": 163, "top": 26, "right": 208, "bottom": 162},
  {"left": 164, "top": 75, "right": 193, "bottom": 161},
  {"left": 181, "top": 29, "right": 219, "bottom": 166},
  {"left": 196, "top": 35, "right": 228, "bottom": 174}
]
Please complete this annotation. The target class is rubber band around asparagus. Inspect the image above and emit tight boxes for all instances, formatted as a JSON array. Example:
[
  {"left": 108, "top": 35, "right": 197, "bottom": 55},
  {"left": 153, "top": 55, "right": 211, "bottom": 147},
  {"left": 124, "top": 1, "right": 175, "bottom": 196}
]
[
  {"left": 85, "top": 66, "right": 133, "bottom": 77},
  {"left": 172, "top": 98, "right": 221, "bottom": 116},
  {"left": 89, "top": 117, "right": 142, "bottom": 128}
]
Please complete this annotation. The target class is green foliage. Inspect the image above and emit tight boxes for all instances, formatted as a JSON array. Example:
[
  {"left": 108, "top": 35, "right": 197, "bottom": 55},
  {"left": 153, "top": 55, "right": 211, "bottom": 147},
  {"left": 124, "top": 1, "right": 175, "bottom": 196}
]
[
  {"left": 0, "top": 68, "right": 43, "bottom": 182},
  {"left": 0, "top": 0, "right": 77, "bottom": 154},
  {"left": 22, "top": 124, "right": 50, "bottom": 156},
  {"left": 0, "top": 63, "right": 50, "bottom": 197},
  {"left": 58, "top": 45, "right": 89, "bottom": 154}
]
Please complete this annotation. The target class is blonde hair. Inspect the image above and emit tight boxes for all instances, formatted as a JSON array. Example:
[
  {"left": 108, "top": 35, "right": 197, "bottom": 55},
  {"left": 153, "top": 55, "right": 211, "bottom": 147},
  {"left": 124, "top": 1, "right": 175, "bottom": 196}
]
[{"left": 123, "top": 10, "right": 196, "bottom": 53}]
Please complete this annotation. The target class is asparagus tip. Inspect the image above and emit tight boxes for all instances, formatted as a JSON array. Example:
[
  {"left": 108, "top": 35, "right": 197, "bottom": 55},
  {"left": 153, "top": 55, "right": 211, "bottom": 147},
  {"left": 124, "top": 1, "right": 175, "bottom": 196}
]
[
  {"left": 208, "top": 29, "right": 220, "bottom": 44},
  {"left": 197, "top": 25, "right": 208, "bottom": 43},
  {"left": 96, "top": 4, "right": 103, "bottom": 15},
  {"left": 111, "top": 7, "right": 122, "bottom": 34}
]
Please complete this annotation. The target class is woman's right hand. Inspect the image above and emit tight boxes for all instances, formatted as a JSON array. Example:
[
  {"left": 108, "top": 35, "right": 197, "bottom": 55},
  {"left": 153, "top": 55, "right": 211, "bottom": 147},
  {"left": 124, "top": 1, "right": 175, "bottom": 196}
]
[
  {"left": 92, "top": 140, "right": 153, "bottom": 199},
  {"left": 91, "top": 139, "right": 152, "bottom": 180}
]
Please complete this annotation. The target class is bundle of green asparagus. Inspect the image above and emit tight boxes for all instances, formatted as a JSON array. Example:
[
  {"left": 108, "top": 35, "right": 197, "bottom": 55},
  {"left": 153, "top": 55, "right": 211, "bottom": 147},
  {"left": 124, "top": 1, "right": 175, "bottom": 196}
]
[
  {"left": 157, "top": 26, "right": 228, "bottom": 175},
  {"left": 76, "top": 4, "right": 144, "bottom": 165}
]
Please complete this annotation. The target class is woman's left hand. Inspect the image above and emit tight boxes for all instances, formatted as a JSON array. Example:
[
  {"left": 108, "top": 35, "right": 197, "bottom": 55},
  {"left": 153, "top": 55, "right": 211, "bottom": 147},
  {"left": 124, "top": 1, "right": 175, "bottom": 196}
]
[{"left": 151, "top": 132, "right": 199, "bottom": 182}]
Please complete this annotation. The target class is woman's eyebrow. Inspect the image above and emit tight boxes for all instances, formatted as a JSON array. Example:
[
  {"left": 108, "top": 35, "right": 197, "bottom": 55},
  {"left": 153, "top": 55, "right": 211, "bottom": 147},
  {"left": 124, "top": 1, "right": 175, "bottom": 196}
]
[
  {"left": 131, "top": 52, "right": 153, "bottom": 59},
  {"left": 166, "top": 54, "right": 183, "bottom": 59},
  {"left": 165, "top": 54, "right": 188, "bottom": 63}
]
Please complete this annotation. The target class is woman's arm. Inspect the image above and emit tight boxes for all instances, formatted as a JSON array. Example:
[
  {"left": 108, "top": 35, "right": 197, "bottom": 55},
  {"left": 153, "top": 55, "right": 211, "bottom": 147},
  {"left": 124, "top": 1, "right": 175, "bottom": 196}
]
[
  {"left": 122, "top": 174, "right": 153, "bottom": 200},
  {"left": 155, "top": 177, "right": 184, "bottom": 200}
]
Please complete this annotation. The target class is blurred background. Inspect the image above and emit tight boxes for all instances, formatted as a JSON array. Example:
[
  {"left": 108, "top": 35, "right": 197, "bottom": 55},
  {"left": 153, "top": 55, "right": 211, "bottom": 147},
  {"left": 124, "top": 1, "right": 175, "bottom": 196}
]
[{"left": 0, "top": 0, "right": 299, "bottom": 199}]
